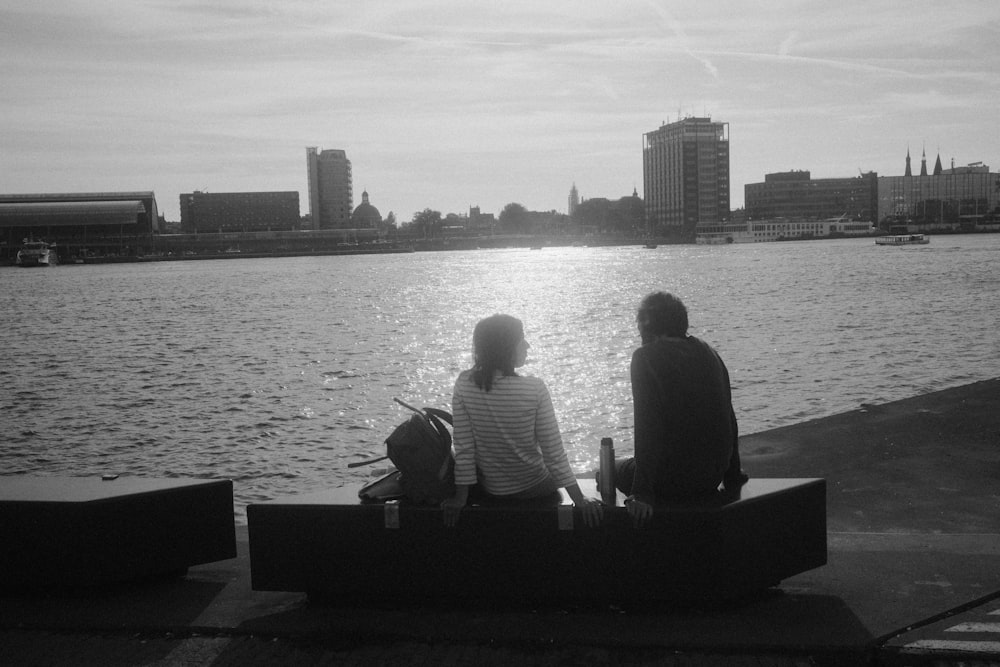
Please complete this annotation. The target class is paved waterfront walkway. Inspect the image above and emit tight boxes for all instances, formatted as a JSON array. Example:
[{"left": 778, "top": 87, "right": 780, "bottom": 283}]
[{"left": 2, "top": 379, "right": 999, "bottom": 666}]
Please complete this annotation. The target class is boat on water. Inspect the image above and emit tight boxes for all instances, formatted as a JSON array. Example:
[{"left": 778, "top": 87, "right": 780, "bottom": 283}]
[
  {"left": 15, "top": 239, "right": 56, "bottom": 267},
  {"left": 875, "top": 234, "right": 930, "bottom": 246},
  {"left": 696, "top": 216, "right": 875, "bottom": 245}
]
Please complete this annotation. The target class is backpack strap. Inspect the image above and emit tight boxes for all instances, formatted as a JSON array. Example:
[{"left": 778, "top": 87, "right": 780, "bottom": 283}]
[
  {"left": 393, "top": 398, "right": 453, "bottom": 447},
  {"left": 423, "top": 407, "right": 452, "bottom": 426},
  {"left": 393, "top": 397, "right": 423, "bottom": 414},
  {"left": 347, "top": 454, "right": 390, "bottom": 469},
  {"left": 423, "top": 408, "right": 453, "bottom": 448}
]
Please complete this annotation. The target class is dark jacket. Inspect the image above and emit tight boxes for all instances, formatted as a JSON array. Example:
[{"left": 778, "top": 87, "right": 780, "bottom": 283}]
[{"left": 630, "top": 335, "right": 739, "bottom": 502}]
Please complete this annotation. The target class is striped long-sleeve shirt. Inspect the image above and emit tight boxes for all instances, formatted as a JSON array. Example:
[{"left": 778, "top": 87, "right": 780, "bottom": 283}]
[{"left": 451, "top": 370, "right": 576, "bottom": 496}]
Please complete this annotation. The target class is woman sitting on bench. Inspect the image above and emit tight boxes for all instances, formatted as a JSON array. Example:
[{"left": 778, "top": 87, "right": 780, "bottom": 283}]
[{"left": 441, "top": 314, "right": 603, "bottom": 528}]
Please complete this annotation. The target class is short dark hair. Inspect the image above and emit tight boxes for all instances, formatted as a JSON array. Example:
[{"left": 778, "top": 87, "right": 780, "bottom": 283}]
[{"left": 636, "top": 292, "right": 688, "bottom": 343}]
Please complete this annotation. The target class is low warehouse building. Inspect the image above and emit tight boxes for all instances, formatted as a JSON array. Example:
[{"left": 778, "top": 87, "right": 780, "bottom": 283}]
[{"left": 0, "top": 192, "right": 159, "bottom": 262}]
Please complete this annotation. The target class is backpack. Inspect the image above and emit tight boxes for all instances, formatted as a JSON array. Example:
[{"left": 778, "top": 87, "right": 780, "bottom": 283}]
[{"left": 351, "top": 398, "right": 455, "bottom": 504}]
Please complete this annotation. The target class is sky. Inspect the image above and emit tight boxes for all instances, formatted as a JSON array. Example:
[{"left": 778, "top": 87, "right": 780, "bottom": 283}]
[{"left": 3, "top": 1, "right": 999, "bottom": 223}]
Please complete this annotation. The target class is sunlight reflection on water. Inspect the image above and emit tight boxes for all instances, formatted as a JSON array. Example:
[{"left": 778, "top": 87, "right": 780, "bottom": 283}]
[{"left": 2, "top": 236, "right": 998, "bottom": 521}]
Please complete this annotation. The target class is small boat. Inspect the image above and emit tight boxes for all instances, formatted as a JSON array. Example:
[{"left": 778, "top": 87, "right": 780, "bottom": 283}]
[
  {"left": 875, "top": 234, "right": 930, "bottom": 246},
  {"left": 15, "top": 239, "right": 56, "bottom": 267}
]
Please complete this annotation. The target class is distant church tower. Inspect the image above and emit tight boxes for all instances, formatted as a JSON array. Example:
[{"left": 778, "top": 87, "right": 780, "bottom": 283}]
[
  {"left": 905, "top": 148, "right": 912, "bottom": 177},
  {"left": 933, "top": 152, "right": 943, "bottom": 176},
  {"left": 568, "top": 183, "right": 580, "bottom": 217},
  {"left": 920, "top": 147, "right": 928, "bottom": 176}
]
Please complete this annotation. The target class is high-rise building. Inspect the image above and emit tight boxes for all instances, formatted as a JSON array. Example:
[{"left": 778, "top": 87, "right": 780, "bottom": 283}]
[
  {"left": 306, "top": 147, "right": 353, "bottom": 230},
  {"left": 643, "top": 117, "right": 730, "bottom": 236}
]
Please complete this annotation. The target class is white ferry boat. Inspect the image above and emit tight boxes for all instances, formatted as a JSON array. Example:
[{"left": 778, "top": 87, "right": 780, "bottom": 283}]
[
  {"left": 875, "top": 234, "right": 930, "bottom": 246},
  {"left": 696, "top": 217, "right": 874, "bottom": 244},
  {"left": 15, "top": 239, "right": 56, "bottom": 267}
]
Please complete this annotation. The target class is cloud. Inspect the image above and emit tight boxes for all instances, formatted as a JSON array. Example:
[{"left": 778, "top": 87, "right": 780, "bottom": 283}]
[
  {"left": 3, "top": 0, "right": 999, "bottom": 220},
  {"left": 778, "top": 31, "right": 798, "bottom": 57},
  {"left": 639, "top": 0, "right": 719, "bottom": 78}
]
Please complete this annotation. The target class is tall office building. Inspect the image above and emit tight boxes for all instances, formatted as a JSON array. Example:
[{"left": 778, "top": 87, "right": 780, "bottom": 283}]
[
  {"left": 643, "top": 117, "right": 730, "bottom": 236},
  {"left": 306, "top": 147, "right": 353, "bottom": 230}
]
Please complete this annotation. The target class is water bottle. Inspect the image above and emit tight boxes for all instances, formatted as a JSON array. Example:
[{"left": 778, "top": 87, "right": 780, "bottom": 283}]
[{"left": 598, "top": 437, "right": 616, "bottom": 506}]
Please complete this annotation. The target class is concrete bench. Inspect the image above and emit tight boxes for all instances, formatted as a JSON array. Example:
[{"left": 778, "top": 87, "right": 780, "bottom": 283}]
[
  {"left": 0, "top": 475, "right": 237, "bottom": 588},
  {"left": 248, "top": 478, "right": 826, "bottom": 604}
]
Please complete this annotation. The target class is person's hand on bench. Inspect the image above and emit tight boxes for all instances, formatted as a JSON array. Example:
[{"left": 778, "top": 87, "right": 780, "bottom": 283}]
[{"left": 624, "top": 495, "right": 653, "bottom": 528}]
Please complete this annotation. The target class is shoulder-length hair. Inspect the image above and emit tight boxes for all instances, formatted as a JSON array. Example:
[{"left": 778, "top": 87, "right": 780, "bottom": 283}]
[{"left": 471, "top": 314, "right": 524, "bottom": 391}]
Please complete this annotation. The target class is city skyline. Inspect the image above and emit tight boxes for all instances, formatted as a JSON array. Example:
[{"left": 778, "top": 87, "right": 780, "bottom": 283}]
[{"left": 3, "top": 1, "right": 998, "bottom": 223}]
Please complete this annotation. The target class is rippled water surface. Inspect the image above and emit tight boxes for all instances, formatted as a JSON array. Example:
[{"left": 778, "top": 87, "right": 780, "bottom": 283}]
[{"left": 3, "top": 236, "right": 998, "bottom": 521}]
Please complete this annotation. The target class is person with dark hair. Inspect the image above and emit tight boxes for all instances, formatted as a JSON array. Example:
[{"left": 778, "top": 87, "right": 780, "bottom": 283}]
[
  {"left": 442, "top": 314, "right": 603, "bottom": 527},
  {"left": 615, "top": 292, "right": 748, "bottom": 527}
]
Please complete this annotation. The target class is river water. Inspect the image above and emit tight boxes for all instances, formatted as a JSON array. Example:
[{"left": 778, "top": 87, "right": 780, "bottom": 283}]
[{"left": 3, "top": 235, "right": 998, "bottom": 521}]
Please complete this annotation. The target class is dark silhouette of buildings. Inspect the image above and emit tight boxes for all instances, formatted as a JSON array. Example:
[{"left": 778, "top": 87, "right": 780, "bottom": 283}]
[
  {"left": 745, "top": 171, "right": 878, "bottom": 222},
  {"left": 179, "top": 191, "right": 299, "bottom": 233}
]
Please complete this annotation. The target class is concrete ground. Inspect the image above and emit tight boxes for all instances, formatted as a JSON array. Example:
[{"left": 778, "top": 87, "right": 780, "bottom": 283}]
[{"left": 2, "top": 378, "right": 999, "bottom": 666}]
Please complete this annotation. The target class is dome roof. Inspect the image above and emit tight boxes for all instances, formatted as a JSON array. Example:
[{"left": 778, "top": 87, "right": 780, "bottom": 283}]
[{"left": 351, "top": 190, "right": 381, "bottom": 227}]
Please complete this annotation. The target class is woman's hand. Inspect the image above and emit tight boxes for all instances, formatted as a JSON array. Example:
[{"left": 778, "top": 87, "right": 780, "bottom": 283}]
[
  {"left": 440, "top": 497, "right": 465, "bottom": 527},
  {"left": 625, "top": 495, "right": 653, "bottom": 528},
  {"left": 563, "top": 483, "right": 603, "bottom": 527},
  {"left": 575, "top": 496, "right": 604, "bottom": 528},
  {"left": 441, "top": 485, "right": 470, "bottom": 527}
]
